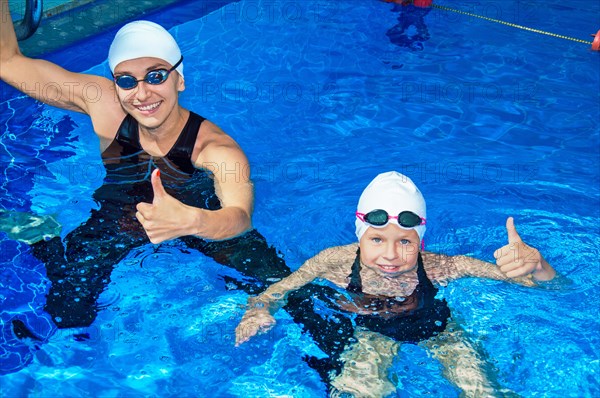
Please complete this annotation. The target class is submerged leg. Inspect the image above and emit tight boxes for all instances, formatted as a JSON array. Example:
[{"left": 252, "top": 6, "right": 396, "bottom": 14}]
[
  {"left": 422, "top": 320, "right": 519, "bottom": 398},
  {"left": 329, "top": 327, "right": 400, "bottom": 398},
  {"left": 285, "top": 284, "right": 356, "bottom": 385},
  {"left": 30, "top": 208, "right": 147, "bottom": 328}
]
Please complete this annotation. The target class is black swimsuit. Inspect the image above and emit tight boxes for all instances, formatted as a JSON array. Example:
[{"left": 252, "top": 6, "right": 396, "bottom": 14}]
[
  {"left": 30, "top": 112, "right": 289, "bottom": 328},
  {"left": 283, "top": 250, "right": 452, "bottom": 384},
  {"left": 100, "top": 111, "right": 220, "bottom": 209},
  {"left": 343, "top": 250, "right": 450, "bottom": 343},
  {"left": 103, "top": 112, "right": 204, "bottom": 180}
]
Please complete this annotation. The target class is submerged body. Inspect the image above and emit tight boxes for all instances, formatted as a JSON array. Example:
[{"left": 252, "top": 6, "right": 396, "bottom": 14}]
[
  {"left": 236, "top": 172, "right": 556, "bottom": 397},
  {"left": 0, "top": 8, "right": 350, "bottom": 384},
  {"left": 338, "top": 249, "right": 450, "bottom": 341},
  {"left": 30, "top": 110, "right": 289, "bottom": 328}
]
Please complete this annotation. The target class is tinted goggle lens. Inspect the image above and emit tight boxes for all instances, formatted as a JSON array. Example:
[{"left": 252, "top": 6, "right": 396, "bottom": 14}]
[
  {"left": 397, "top": 211, "right": 423, "bottom": 228},
  {"left": 362, "top": 209, "right": 424, "bottom": 228},
  {"left": 363, "top": 209, "right": 389, "bottom": 225},
  {"left": 114, "top": 70, "right": 169, "bottom": 89}
]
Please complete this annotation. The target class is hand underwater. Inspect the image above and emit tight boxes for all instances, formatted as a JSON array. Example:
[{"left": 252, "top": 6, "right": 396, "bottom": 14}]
[{"left": 235, "top": 309, "right": 276, "bottom": 347}]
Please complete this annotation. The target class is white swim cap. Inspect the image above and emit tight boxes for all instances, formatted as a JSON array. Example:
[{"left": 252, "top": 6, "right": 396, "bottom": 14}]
[
  {"left": 355, "top": 171, "right": 427, "bottom": 241},
  {"left": 108, "top": 20, "right": 184, "bottom": 79}
]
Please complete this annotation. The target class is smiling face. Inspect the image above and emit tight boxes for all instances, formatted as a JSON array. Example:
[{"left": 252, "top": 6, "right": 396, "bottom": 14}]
[
  {"left": 358, "top": 224, "right": 420, "bottom": 278},
  {"left": 113, "top": 57, "right": 185, "bottom": 131}
]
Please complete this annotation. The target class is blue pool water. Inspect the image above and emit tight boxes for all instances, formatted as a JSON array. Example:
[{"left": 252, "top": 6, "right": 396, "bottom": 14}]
[{"left": 1, "top": 0, "right": 599, "bottom": 396}]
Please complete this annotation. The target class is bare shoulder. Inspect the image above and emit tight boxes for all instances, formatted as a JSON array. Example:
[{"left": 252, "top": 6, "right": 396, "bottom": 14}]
[
  {"left": 196, "top": 120, "right": 243, "bottom": 153},
  {"left": 193, "top": 119, "right": 248, "bottom": 169},
  {"left": 421, "top": 251, "right": 461, "bottom": 284},
  {"left": 308, "top": 243, "right": 357, "bottom": 286},
  {"left": 87, "top": 78, "right": 128, "bottom": 147}
]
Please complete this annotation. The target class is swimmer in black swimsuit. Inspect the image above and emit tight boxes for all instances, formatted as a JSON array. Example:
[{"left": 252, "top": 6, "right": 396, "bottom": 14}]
[
  {"left": 28, "top": 110, "right": 291, "bottom": 328},
  {"left": 0, "top": 10, "right": 350, "bottom": 381},
  {"left": 0, "top": 10, "right": 277, "bottom": 330},
  {"left": 236, "top": 171, "right": 556, "bottom": 397},
  {"left": 1, "top": 14, "right": 255, "bottom": 246}
]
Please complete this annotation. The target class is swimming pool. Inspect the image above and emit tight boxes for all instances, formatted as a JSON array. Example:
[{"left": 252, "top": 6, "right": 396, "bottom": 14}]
[{"left": 1, "top": 0, "right": 598, "bottom": 396}]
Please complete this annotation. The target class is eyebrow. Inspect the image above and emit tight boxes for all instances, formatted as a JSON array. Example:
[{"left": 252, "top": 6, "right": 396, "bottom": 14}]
[
  {"left": 367, "top": 230, "right": 415, "bottom": 239},
  {"left": 114, "top": 62, "right": 170, "bottom": 76}
]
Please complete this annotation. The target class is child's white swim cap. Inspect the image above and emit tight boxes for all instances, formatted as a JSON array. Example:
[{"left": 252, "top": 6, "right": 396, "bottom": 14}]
[
  {"left": 108, "top": 20, "right": 184, "bottom": 79},
  {"left": 355, "top": 171, "right": 427, "bottom": 241}
]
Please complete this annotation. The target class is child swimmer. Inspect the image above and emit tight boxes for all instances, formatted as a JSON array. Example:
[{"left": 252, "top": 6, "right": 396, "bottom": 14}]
[{"left": 235, "top": 171, "right": 555, "bottom": 397}]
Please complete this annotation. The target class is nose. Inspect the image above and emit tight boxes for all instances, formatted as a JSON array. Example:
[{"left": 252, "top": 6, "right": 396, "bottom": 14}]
[
  {"left": 382, "top": 242, "right": 400, "bottom": 261},
  {"left": 134, "top": 81, "right": 151, "bottom": 101}
]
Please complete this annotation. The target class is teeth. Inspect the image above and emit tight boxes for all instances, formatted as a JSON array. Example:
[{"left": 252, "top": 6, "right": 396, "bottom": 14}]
[{"left": 138, "top": 102, "right": 160, "bottom": 111}]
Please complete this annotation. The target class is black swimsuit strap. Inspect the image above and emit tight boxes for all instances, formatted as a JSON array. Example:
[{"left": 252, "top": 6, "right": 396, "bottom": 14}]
[
  {"left": 113, "top": 112, "right": 205, "bottom": 152},
  {"left": 163, "top": 112, "right": 205, "bottom": 174},
  {"left": 347, "top": 248, "right": 363, "bottom": 294},
  {"left": 415, "top": 252, "right": 428, "bottom": 286},
  {"left": 113, "top": 114, "right": 140, "bottom": 152},
  {"left": 110, "top": 112, "right": 206, "bottom": 175},
  {"left": 166, "top": 111, "right": 205, "bottom": 160}
]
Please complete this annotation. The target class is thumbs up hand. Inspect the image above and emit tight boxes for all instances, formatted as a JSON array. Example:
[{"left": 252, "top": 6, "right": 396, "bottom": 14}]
[
  {"left": 136, "top": 168, "right": 195, "bottom": 244},
  {"left": 493, "top": 217, "right": 555, "bottom": 281},
  {"left": 150, "top": 167, "right": 168, "bottom": 200},
  {"left": 504, "top": 216, "right": 522, "bottom": 245}
]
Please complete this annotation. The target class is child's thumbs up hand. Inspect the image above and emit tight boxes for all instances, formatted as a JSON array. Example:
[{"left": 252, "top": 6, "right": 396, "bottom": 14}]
[
  {"left": 493, "top": 217, "right": 545, "bottom": 279},
  {"left": 505, "top": 216, "right": 522, "bottom": 244}
]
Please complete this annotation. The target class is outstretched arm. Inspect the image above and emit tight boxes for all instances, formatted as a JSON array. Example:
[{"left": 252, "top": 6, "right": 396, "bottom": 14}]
[
  {"left": 234, "top": 247, "right": 345, "bottom": 346},
  {"left": 234, "top": 259, "right": 320, "bottom": 346},
  {"left": 425, "top": 217, "right": 555, "bottom": 286},
  {"left": 1, "top": 0, "right": 121, "bottom": 145}
]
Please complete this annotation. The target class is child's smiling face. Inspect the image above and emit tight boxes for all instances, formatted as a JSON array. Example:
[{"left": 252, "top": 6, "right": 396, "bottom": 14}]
[{"left": 359, "top": 224, "right": 420, "bottom": 278}]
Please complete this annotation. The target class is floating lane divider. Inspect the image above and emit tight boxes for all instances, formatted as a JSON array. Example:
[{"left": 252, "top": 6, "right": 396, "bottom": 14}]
[
  {"left": 382, "top": 0, "right": 599, "bottom": 51},
  {"left": 431, "top": 3, "right": 598, "bottom": 52}
]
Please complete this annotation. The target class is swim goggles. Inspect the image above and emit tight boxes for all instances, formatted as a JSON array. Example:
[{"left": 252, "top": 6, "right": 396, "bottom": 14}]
[
  {"left": 356, "top": 209, "right": 426, "bottom": 228},
  {"left": 113, "top": 56, "right": 183, "bottom": 90}
]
